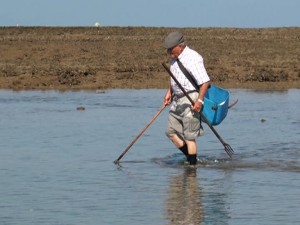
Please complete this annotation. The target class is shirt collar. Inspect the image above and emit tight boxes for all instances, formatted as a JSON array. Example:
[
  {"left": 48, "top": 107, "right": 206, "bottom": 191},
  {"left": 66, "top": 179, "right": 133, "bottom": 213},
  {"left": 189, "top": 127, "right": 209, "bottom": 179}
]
[{"left": 178, "top": 45, "right": 189, "bottom": 60}]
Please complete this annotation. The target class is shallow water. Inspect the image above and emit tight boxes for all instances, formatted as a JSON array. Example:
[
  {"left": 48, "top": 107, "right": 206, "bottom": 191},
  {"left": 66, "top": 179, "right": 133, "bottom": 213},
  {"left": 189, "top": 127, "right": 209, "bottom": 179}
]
[{"left": 0, "top": 89, "right": 299, "bottom": 225}]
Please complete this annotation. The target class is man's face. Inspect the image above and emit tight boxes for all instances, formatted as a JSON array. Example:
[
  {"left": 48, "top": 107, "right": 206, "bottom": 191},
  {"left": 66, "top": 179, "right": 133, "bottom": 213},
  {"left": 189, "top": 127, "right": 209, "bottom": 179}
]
[{"left": 167, "top": 44, "right": 183, "bottom": 59}]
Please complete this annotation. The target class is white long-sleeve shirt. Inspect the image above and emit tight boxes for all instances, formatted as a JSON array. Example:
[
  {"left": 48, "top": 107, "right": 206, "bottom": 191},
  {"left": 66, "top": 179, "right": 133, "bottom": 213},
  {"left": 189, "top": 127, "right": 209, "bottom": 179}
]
[{"left": 170, "top": 46, "right": 210, "bottom": 96}]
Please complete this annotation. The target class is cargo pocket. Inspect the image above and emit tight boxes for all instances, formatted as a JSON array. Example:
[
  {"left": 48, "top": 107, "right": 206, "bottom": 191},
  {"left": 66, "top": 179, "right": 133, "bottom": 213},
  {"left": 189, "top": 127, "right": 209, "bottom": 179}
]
[{"left": 189, "top": 117, "right": 200, "bottom": 132}]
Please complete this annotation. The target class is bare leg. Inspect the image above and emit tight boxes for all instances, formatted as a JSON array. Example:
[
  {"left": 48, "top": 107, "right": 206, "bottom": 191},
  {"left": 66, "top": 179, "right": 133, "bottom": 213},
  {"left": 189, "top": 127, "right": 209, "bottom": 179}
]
[
  {"left": 186, "top": 140, "right": 197, "bottom": 155},
  {"left": 168, "top": 134, "right": 189, "bottom": 157},
  {"left": 168, "top": 135, "right": 198, "bottom": 165},
  {"left": 169, "top": 134, "right": 185, "bottom": 148},
  {"left": 186, "top": 139, "right": 198, "bottom": 165}
]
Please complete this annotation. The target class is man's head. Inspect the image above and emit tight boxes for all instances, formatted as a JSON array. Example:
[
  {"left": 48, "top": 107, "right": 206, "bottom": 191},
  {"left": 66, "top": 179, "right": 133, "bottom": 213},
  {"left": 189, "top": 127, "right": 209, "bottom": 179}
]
[{"left": 164, "top": 31, "right": 185, "bottom": 59}]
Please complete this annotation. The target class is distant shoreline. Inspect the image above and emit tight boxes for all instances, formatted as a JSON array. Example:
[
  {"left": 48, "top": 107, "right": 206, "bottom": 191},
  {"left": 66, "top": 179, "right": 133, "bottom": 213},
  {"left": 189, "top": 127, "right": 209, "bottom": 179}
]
[{"left": 0, "top": 26, "right": 299, "bottom": 91}]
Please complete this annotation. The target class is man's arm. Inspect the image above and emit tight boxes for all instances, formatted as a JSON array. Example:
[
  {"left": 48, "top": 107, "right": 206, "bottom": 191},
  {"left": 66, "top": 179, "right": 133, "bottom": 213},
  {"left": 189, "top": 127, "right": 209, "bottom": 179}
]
[{"left": 193, "top": 81, "right": 210, "bottom": 112}]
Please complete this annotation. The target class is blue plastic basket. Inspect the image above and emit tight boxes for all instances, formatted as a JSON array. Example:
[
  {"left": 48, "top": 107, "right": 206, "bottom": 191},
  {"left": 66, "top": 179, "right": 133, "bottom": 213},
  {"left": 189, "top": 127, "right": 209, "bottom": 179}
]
[{"left": 201, "top": 85, "right": 229, "bottom": 126}]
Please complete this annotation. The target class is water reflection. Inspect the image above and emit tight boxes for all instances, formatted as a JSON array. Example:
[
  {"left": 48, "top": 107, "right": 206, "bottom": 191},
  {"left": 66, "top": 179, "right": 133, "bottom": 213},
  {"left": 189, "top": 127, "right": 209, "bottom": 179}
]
[{"left": 165, "top": 167, "right": 203, "bottom": 225}]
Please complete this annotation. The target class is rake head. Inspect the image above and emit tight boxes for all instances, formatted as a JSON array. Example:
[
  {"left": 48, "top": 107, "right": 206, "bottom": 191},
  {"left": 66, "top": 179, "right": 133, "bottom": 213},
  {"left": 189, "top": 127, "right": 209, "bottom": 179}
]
[{"left": 224, "top": 143, "right": 234, "bottom": 159}]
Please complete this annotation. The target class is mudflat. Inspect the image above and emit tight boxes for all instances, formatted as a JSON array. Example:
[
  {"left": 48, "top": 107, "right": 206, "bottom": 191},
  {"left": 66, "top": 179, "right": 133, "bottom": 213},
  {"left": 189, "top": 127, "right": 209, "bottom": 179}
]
[{"left": 0, "top": 26, "right": 299, "bottom": 91}]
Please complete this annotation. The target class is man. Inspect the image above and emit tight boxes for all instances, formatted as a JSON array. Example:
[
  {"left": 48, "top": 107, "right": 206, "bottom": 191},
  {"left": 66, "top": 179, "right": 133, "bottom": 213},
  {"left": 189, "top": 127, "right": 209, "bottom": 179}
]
[{"left": 163, "top": 31, "right": 211, "bottom": 165}]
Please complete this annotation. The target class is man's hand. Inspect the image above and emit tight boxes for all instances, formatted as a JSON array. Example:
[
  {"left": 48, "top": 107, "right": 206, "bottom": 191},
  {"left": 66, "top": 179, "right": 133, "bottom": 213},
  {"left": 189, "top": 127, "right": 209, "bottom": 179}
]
[{"left": 193, "top": 100, "right": 203, "bottom": 112}]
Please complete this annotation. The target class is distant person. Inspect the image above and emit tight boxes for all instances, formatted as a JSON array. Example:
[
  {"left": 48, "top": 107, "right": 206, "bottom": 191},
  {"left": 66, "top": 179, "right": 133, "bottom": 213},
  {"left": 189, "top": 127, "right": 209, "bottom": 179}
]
[{"left": 162, "top": 31, "right": 211, "bottom": 165}]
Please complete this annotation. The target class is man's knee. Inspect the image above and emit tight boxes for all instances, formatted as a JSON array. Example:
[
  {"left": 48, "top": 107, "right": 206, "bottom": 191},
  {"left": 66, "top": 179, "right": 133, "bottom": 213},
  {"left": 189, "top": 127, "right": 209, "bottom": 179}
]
[{"left": 166, "top": 133, "right": 185, "bottom": 148}]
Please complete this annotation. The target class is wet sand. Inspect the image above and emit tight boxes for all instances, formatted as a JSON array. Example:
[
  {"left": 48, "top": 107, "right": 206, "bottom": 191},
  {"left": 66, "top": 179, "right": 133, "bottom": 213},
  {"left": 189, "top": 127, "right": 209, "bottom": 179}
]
[{"left": 0, "top": 26, "right": 299, "bottom": 91}]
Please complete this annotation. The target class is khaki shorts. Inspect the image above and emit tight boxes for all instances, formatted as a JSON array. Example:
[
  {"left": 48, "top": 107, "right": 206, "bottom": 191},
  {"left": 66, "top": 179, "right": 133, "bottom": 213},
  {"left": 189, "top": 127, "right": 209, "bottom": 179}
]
[{"left": 166, "top": 92, "right": 203, "bottom": 140}]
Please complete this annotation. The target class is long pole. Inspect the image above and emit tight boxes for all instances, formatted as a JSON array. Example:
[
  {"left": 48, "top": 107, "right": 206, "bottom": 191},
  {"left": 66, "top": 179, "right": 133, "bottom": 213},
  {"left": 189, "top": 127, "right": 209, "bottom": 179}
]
[
  {"left": 162, "top": 62, "right": 234, "bottom": 158},
  {"left": 114, "top": 105, "right": 166, "bottom": 164}
]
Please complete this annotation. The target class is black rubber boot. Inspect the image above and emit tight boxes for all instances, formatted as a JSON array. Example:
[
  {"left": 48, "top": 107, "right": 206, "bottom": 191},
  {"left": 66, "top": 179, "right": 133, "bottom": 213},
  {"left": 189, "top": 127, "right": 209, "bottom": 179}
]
[
  {"left": 187, "top": 154, "right": 197, "bottom": 165},
  {"left": 178, "top": 144, "right": 188, "bottom": 157}
]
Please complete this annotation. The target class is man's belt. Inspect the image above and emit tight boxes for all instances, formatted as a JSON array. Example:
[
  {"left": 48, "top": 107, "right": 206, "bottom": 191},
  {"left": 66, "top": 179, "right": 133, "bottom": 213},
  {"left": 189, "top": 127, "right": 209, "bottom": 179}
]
[{"left": 175, "top": 90, "right": 198, "bottom": 99}]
